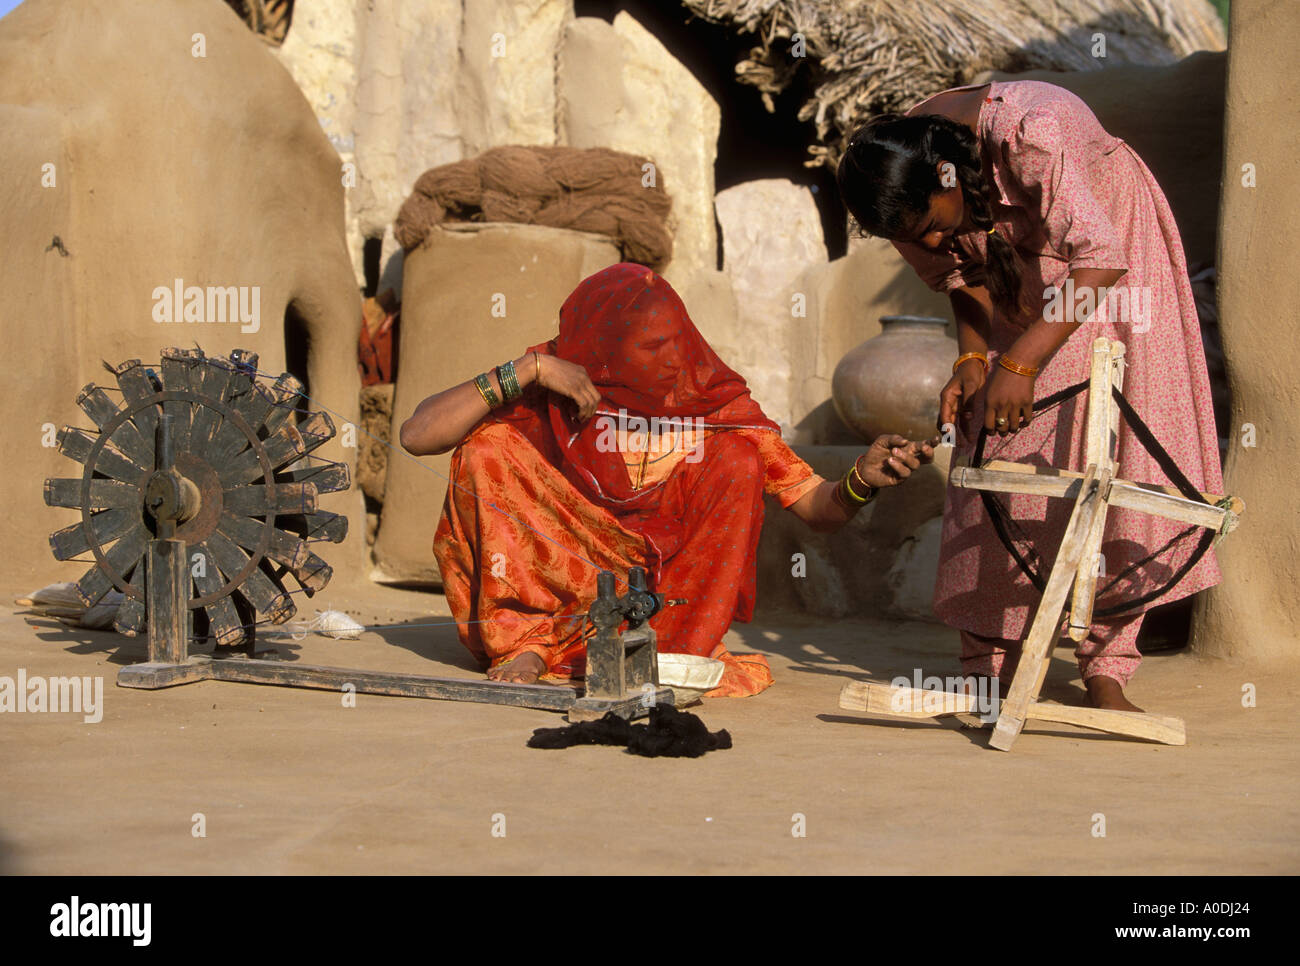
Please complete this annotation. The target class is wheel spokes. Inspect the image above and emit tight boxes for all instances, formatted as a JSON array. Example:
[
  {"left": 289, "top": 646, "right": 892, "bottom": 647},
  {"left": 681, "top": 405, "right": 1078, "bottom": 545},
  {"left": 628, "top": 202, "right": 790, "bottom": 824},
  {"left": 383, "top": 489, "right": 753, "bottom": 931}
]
[{"left": 48, "top": 348, "right": 346, "bottom": 637}]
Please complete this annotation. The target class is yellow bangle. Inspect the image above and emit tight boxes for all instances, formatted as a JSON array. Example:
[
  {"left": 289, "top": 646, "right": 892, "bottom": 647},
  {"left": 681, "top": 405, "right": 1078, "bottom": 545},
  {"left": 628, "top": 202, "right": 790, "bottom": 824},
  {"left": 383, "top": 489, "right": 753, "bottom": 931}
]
[
  {"left": 953, "top": 352, "right": 987, "bottom": 375},
  {"left": 843, "top": 466, "right": 875, "bottom": 504},
  {"left": 997, "top": 355, "right": 1038, "bottom": 378},
  {"left": 841, "top": 476, "right": 868, "bottom": 505},
  {"left": 534, "top": 351, "right": 541, "bottom": 384},
  {"left": 850, "top": 464, "right": 875, "bottom": 497}
]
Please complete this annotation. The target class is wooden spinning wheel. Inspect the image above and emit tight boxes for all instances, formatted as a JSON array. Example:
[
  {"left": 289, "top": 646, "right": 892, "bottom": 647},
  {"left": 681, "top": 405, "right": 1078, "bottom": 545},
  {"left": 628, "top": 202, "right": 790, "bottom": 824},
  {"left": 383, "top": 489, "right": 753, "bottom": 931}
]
[
  {"left": 40, "top": 346, "right": 672, "bottom": 721},
  {"left": 44, "top": 347, "right": 350, "bottom": 649},
  {"left": 839, "top": 338, "right": 1245, "bottom": 751}
]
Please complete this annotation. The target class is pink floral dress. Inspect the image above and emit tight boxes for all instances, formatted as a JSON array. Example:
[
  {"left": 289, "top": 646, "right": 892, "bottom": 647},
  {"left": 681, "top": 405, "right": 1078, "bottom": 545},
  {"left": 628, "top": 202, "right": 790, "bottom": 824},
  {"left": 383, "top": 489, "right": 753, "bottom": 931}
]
[{"left": 892, "top": 81, "right": 1223, "bottom": 684}]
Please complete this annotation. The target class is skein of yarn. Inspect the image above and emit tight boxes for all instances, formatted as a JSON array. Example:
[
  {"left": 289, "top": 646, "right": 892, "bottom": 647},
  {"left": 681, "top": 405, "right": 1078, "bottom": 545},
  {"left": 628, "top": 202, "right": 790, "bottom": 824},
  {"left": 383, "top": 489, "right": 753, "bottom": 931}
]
[{"left": 527, "top": 705, "right": 732, "bottom": 758}]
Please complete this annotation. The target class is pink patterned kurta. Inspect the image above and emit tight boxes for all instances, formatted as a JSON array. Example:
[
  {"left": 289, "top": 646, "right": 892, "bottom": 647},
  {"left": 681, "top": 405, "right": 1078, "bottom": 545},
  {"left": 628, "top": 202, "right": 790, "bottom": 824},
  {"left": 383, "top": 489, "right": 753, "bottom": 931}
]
[{"left": 893, "top": 81, "right": 1223, "bottom": 684}]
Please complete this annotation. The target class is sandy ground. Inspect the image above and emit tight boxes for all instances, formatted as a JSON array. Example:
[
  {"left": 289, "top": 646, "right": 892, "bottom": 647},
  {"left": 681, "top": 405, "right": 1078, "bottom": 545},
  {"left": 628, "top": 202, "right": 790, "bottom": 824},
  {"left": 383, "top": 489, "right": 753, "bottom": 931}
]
[{"left": 1, "top": 573, "right": 1296, "bottom": 875}]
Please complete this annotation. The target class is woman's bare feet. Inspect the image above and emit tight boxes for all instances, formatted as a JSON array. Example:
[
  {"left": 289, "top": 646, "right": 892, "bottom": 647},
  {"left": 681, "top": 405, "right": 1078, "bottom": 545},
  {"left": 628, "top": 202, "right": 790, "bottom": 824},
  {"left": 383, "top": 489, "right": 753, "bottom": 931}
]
[
  {"left": 487, "top": 651, "right": 547, "bottom": 684},
  {"left": 1085, "top": 676, "right": 1144, "bottom": 713}
]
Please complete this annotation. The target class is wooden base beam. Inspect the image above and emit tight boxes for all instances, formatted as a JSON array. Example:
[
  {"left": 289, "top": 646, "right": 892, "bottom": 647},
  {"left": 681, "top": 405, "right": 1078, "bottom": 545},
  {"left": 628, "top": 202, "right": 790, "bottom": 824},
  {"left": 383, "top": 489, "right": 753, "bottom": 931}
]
[
  {"left": 839, "top": 680, "right": 1185, "bottom": 746},
  {"left": 116, "top": 653, "right": 678, "bottom": 720}
]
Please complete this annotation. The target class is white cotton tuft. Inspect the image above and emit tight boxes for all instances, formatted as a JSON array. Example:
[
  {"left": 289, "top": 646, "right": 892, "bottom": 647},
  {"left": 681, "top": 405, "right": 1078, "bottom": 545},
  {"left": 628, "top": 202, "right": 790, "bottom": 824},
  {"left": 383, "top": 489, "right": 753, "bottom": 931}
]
[{"left": 311, "top": 610, "right": 365, "bottom": 640}]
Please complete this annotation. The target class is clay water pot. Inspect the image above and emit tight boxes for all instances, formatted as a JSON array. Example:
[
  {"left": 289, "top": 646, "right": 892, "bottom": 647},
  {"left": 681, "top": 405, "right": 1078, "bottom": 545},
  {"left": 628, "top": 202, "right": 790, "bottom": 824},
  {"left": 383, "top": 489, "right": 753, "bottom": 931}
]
[{"left": 831, "top": 315, "right": 957, "bottom": 442}]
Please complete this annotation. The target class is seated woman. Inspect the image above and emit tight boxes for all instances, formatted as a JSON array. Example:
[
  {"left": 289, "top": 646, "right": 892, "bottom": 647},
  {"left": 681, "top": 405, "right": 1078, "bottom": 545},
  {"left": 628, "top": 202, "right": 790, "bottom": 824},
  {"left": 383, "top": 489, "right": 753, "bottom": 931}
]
[{"left": 400, "top": 263, "right": 935, "bottom": 696}]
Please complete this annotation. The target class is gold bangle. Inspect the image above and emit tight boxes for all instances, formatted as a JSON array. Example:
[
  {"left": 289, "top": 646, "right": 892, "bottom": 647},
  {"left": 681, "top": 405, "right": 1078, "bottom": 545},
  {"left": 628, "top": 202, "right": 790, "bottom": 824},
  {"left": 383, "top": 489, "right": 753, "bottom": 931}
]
[
  {"left": 997, "top": 355, "right": 1038, "bottom": 378},
  {"left": 534, "top": 351, "right": 541, "bottom": 384},
  {"left": 953, "top": 352, "right": 987, "bottom": 375}
]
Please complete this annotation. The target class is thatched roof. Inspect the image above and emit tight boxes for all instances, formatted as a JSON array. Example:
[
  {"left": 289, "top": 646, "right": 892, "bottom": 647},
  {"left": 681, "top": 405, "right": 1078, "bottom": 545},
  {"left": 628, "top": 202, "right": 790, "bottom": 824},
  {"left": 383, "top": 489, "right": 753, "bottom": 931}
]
[
  {"left": 683, "top": 0, "right": 1226, "bottom": 166},
  {"left": 223, "top": 0, "right": 294, "bottom": 47}
]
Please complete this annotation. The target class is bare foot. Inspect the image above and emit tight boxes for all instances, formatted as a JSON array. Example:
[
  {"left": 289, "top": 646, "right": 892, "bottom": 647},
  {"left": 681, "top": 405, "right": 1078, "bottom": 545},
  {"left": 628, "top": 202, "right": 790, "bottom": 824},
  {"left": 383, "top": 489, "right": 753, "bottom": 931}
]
[
  {"left": 487, "top": 651, "right": 547, "bottom": 684},
  {"left": 1085, "top": 676, "right": 1144, "bottom": 713}
]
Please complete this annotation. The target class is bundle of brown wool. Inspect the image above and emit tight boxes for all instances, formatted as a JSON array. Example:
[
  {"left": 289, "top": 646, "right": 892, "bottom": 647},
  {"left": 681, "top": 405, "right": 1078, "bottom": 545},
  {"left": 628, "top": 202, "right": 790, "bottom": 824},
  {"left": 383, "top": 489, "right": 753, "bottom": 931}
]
[{"left": 394, "top": 145, "right": 673, "bottom": 268}]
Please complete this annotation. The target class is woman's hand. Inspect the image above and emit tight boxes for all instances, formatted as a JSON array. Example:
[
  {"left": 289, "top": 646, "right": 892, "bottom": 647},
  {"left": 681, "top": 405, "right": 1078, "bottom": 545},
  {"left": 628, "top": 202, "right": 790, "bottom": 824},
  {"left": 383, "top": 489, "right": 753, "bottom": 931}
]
[
  {"left": 536, "top": 354, "right": 601, "bottom": 422},
  {"left": 787, "top": 434, "right": 936, "bottom": 533},
  {"left": 855, "top": 434, "right": 937, "bottom": 489},
  {"left": 938, "top": 358, "right": 986, "bottom": 430},
  {"left": 982, "top": 365, "right": 1035, "bottom": 436}
]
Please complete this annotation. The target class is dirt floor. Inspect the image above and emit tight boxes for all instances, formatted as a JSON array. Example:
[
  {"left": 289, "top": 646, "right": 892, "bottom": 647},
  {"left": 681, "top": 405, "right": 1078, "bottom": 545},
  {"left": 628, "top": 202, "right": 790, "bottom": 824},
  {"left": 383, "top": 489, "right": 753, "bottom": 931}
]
[{"left": 1, "top": 572, "right": 1296, "bottom": 875}]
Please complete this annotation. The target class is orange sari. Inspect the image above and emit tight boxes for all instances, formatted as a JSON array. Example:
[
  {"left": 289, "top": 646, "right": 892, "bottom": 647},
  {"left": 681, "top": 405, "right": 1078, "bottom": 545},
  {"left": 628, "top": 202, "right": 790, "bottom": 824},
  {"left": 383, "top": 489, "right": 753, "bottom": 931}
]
[{"left": 432, "top": 264, "right": 821, "bottom": 696}]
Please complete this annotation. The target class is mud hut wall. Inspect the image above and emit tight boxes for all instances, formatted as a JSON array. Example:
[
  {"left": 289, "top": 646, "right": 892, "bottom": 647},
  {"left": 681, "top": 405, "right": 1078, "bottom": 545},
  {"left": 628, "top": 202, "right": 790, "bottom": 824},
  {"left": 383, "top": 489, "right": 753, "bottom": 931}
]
[
  {"left": 0, "top": 0, "right": 364, "bottom": 590},
  {"left": 1191, "top": 0, "right": 1300, "bottom": 665}
]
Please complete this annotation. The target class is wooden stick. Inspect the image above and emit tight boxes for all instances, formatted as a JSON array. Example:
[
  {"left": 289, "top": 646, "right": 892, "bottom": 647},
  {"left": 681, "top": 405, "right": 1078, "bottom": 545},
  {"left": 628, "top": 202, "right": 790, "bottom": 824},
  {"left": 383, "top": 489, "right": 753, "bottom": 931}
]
[
  {"left": 951, "top": 465, "right": 1082, "bottom": 498},
  {"left": 838, "top": 680, "right": 1185, "bottom": 745},
  {"left": 1024, "top": 702, "right": 1185, "bottom": 745},
  {"left": 956, "top": 458, "right": 1239, "bottom": 510},
  {"left": 1070, "top": 340, "right": 1123, "bottom": 640},
  {"left": 147, "top": 538, "right": 190, "bottom": 665},
  {"left": 953, "top": 466, "right": 1238, "bottom": 532},
  {"left": 1107, "top": 483, "right": 1237, "bottom": 532},
  {"left": 839, "top": 679, "right": 979, "bottom": 717},
  {"left": 990, "top": 463, "right": 1104, "bottom": 751}
]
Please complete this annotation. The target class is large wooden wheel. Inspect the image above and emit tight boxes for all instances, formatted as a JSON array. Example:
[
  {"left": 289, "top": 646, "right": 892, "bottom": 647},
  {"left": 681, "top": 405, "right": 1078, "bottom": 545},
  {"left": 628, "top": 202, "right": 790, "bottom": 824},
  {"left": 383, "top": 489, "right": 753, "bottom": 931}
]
[{"left": 44, "top": 347, "right": 350, "bottom": 647}]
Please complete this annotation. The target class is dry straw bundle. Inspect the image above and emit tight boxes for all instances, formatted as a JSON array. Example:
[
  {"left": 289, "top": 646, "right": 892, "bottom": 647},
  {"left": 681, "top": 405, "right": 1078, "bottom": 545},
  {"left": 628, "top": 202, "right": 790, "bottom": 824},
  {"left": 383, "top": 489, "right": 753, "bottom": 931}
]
[{"left": 684, "top": 0, "right": 1225, "bottom": 166}]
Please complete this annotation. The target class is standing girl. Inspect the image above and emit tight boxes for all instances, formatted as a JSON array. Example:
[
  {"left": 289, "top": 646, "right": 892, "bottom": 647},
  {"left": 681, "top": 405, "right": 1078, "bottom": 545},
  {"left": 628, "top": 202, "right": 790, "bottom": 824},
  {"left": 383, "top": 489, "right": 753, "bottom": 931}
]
[{"left": 836, "top": 81, "right": 1223, "bottom": 711}]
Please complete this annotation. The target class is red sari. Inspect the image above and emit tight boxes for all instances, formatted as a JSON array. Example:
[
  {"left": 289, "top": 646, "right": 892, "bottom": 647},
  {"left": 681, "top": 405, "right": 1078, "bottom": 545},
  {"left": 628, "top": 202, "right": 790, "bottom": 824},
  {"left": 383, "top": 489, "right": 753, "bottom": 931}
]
[{"left": 432, "top": 263, "right": 821, "bottom": 696}]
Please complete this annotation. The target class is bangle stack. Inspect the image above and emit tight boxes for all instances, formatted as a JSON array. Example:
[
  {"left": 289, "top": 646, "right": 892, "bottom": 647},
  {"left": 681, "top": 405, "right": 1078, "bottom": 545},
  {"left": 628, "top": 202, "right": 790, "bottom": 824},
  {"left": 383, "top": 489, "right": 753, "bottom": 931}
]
[
  {"left": 835, "top": 462, "right": 878, "bottom": 510},
  {"left": 496, "top": 359, "right": 522, "bottom": 403},
  {"left": 952, "top": 352, "right": 988, "bottom": 375},
  {"left": 474, "top": 372, "right": 500, "bottom": 409},
  {"left": 475, "top": 359, "right": 525, "bottom": 410},
  {"left": 997, "top": 355, "right": 1038, "bottom": 377}
]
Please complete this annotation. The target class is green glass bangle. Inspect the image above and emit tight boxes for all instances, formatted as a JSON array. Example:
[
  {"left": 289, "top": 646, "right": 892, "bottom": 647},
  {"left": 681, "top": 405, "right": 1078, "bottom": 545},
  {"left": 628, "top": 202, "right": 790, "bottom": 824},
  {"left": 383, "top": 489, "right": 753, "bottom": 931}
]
[
  {"left": 497, "top": 360, "right": 522, "bottom": 402},
  {"left": 474, "top": 372, "right": 500, "bottom": 409}
]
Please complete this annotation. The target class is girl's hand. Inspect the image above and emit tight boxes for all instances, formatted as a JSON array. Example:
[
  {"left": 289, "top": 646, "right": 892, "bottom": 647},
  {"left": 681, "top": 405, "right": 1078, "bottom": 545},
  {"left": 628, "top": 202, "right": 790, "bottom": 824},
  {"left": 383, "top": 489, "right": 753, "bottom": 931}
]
[
  {"left": 983, "top": 366, "right": 1035, "bottom": 436},
  {"left": 856, "top": 434, "right": 933, "bottom": 489},
  {"left": 938, "top": 359, "right": 987, "bottom": 430},
  {"left": 536, "top": 354, "right": 601, "bottom": 421}
]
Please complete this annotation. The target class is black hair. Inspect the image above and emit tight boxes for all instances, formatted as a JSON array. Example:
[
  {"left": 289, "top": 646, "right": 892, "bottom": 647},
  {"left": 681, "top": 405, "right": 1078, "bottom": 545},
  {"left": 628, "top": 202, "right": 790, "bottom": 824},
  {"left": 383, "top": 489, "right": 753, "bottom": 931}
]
[{"left": 836, "top": 113, "right": 1026, "bottom": 316}]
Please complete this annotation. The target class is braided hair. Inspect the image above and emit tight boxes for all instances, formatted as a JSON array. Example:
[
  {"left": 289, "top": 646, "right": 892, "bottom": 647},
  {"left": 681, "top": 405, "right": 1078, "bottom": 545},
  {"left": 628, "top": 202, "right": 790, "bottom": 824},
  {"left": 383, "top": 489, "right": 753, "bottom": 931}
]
[{"left": 836, "top": 113, "right": 1027, "bottom": 317}]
